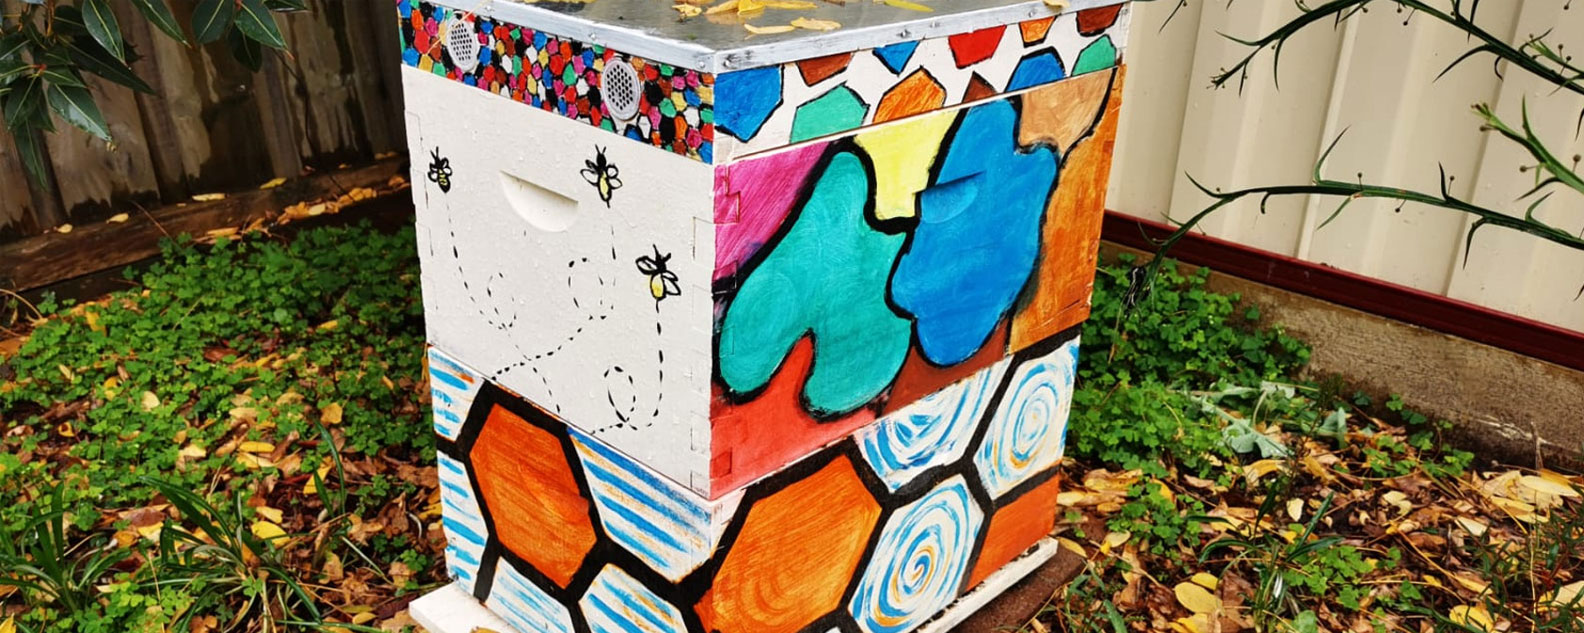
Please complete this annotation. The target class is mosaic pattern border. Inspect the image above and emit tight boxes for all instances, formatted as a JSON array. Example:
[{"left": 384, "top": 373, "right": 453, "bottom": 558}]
[{"left": 399, "top": 0, "right": 716, "bottom": 162}]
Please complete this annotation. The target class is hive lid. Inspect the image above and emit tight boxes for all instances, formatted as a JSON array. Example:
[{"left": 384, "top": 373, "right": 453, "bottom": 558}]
[{"left": 480, "top": 0, "right": 1130, "bottom": 72}]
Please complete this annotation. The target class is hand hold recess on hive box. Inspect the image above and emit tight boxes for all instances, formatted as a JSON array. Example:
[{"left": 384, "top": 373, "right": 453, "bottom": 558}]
[{"left": 500, "top": 171, "right": 580, "bottom": 233}]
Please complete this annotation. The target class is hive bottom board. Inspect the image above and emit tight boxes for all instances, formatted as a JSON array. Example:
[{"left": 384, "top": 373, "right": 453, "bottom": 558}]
[{"left": 413, "top": 536, "right": 1060, "bottom": 633}]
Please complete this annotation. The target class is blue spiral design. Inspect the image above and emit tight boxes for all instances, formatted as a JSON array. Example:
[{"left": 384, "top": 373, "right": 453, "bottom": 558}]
[
  {"left": 974, "top": 340, "right": 1078, "bottom": 498},
  {"left": 859, "top": 363, "right": 1007, "bottom": 491},
  {"left": 849, "top": 476, "right": 984, "bottom": 633}
]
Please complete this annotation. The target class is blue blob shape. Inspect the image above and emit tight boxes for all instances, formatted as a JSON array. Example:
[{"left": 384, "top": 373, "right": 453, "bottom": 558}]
[
  {"left": 715, "top": 67, "right": 783, "bottom": 141},
  {"left": 398, "top": 1, "right": 412, "bottom": 19},
  {"left": 402, "top": 48, "right": 420, "bottom": 67},
  {"left": 477, "top": 46, "right": 493, "bottom": 67},
  {"left": 873, "top": 41, "right": 920, "bottom": 74},
  {"left": 533, "top": 31, "right": 548, "bottom": 50},
  {"left": 1007, "top": 50, "right": 1067, "bottom": 91},
  {"left": 698, "top": 141, "right": 713, "bottom": 163},
  {"left": 890, "top": 101, "right": 1059, "bottom": 366}
]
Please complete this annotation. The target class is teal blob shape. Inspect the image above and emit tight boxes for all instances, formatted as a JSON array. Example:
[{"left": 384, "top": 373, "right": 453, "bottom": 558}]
[
  {"left": 1073, "top": 35, "right": 1118, "bottom": 75},
  {"left": 718, "top": 151, "right": 912, "bottom": 416},
  {"left": 791, "top": 85, "right": 869, "bottom": 143}
]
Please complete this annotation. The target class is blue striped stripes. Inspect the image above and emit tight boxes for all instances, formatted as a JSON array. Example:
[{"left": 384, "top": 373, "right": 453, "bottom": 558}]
[
  {"left": 579, "top": 565, "right": 687, "bottom": 633},
  {"left": 487, "top": 561, "right": 575, "bottom": 633},
  {"left": 437, "top": 453, "right": 489, "bottom": 594},
  {"left": 570, "top": 430, "right": 714, "bottom": 583},
  {"left": 427, "top": 348, "right": 482, "bottom": 442}
]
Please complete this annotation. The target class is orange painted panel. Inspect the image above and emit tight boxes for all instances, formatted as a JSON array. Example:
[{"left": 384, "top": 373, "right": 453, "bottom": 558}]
[
  {"left": 798, "top": 53, "right": 855, "bottom": 85},
  {"left": 470, "top": 404, "right": 598, "bottom": 588},
  {"left": 699, "top": 455, "right": 882, "bottom": 633},
  {"left": 1011, "top": 67, "right": 1125, "bottom": 351},
  {"left": 881, "top": 321, "right": 1009, "bottom": 416},
  {"left": 965, "top": 474, "right": 1062, "bottom": 590},
  {"left": 1020, "top": 17, "right": 1056, "bottom": 44},
  {"left": 874, "top": 69, "right": 948, "bottom": 124},
  {"left": 711, "top": 338, "right": 877, "bottom": 494}
]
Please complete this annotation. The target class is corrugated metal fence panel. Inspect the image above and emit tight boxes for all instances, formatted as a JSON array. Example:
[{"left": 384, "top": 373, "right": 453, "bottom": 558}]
[
  {"left": 1110, "top": 0, "right": 1584, "bottom": 334},
  {"left": 0, "top": 0, "right": 405, "bottom": 241}
]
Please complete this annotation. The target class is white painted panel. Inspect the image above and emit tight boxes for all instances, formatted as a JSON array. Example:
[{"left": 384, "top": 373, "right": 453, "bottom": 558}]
[
  {"left": 403, "top": 67, "right": 716, "bottom": 493},
  {"left": 1110, "top": 0, "right": 1584, "bottom": 334}
]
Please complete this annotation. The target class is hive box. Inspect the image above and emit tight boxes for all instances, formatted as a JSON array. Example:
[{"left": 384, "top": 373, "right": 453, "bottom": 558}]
[{"left": 399, "top": 1, "right": 1131, "bottom": 631}]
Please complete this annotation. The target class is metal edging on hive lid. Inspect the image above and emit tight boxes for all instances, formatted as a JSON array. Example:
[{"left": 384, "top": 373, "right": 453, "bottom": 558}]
[{"left": 479, "top": 0, "right": 1131, "bottom": 73}]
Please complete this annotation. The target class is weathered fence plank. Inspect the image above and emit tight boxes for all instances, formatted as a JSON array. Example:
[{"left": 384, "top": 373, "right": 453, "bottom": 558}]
[{"left": 0, "top": 1, "right": 407, "bottom": 243}]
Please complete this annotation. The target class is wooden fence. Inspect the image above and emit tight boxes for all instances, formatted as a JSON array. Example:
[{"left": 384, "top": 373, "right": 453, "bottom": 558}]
[{"left": 0, "top": 0, "right": 406, "bottom": 242}]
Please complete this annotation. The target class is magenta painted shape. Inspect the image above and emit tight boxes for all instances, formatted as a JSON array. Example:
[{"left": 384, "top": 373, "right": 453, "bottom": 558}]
[{"left": 713, "top": 142, "right": 830, "bottom": 282}]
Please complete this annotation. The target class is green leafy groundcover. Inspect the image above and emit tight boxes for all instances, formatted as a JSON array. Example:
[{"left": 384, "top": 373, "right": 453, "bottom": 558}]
[
  {"left": 0, "top": 225, "right": 436, "bottom": 632},
  {"left": 0, "top": 226, "right": 1535, "bottom": 633}
]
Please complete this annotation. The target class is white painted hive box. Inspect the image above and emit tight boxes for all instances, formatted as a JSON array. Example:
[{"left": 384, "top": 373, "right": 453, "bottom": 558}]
[{"left": 399, "top": 1, "right": 1133, "bottom": 632}]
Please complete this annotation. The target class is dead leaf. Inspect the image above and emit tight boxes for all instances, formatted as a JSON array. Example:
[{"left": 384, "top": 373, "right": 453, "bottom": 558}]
[
  {"left": 1175, "top": 581, "right": 1220, "bottom": 614},
  {"left": 107, "top": 213, "right": 129, "bottom": 223},
  {"left": 250, "top": 520, "right": 287, "bottom": 542},
  {"left": 192, "top": 193, "right": 227, "bottom": 202},
  {"left": 791, "top": 16, "right": 840, "bottom": 31},
  {"left": 745, "top": 23, "right": 797, "bottom": 34},
  {"left": 1448, "top": 604, "right": 1494, "bottom": 631},
  {"left": 141, "top": 391, "right": 160, "bottom": 411},
  {"left": 321, "top": 402, "right": 344, "bottom": 425},
  {"left": 260, "top": 177, "right": 287, "bottom": 189},
  {"left": 55, "top": 223, "right": 73, "bottom": 234}
]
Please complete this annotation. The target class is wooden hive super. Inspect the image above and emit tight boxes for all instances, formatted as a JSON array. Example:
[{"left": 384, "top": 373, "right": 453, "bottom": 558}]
[{"left": 399, "top": 1, "right": 1132, "bottom": 631}]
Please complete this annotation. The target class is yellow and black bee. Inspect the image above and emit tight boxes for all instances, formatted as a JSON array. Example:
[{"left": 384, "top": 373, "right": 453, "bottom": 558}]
[
  {"left": 426, "top": 148, "right": 453, "bottom": 193},
  {"left": 636, "top": 246, "right": 681, "bottom": 304},
  {"left": 581, "top": 146, "right": 622, "bottom": 207}
]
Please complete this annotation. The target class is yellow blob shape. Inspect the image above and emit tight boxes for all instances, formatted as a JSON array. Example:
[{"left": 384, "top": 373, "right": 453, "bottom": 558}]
[{"left": 855, "top": 111, "right": 956, "bottom": 221}]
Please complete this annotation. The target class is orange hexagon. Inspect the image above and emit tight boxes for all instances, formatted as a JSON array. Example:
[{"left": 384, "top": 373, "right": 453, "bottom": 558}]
[
  {"left": 470, "top": 404, "right": 597, "bottom": 588},
  {"left": 699, "top": 454, "right": 882, "bottom": 633}
]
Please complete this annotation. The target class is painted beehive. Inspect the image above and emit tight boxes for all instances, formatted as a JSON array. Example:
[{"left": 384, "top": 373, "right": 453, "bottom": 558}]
[{"left": 400, "top": 1, "right": 1131, "bottom": 631}]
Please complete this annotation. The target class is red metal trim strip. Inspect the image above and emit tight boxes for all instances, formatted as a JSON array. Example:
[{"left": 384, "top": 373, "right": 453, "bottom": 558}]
[{"left": 1101, "top": 211, "right": 1584, "bottom": 373}]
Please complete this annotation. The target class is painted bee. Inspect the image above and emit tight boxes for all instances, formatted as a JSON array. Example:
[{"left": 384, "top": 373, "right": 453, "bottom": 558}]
[
  {"left": 426, "top": 147, "right": 453, "bottom": 193},
  {"left": 636, "top": 246, "right": 681, "bottom": 304},
  {"left": 581, "top": 146, "right": 623, "bottom": 207}
]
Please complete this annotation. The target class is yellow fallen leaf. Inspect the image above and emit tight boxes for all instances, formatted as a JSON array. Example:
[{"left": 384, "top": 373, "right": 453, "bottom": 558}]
[
  {"left": 259, "top": 177, "right": 287, "bottom": 190},
  {"left": 1057, "top": 537, "right": 1086, "bottom": 558},
  {"left": 1286, "top": 498, "right": 1304, "bottom": 522},
  {"left": 745, "top": 23, "right": 796, "bottom": 35},
  {"left": 192, "top": 193, "right": 227, "bottom": 202},
  {"left": 1448, "top": 604, "right": 1494, "bottom": 631},
  {"left": 180, "top": 444, "right": 207, "bottom": 459},
  {"left": 256, "top": 506, "right": 283, "bottom": 523},
  {"left": 1174, "top": 614, "right": 1212, "bottom": 633},
  {"left": 706, "top": 0, "right": 739, "bottom": 14},
  {"left": 1382, "top": 490, "right": 1413, "bottom": 516},
  {"left": 350, "top": 612, "right": 376, "bottom": 625},
  {"left": 107, "top": 213, "right": 129, "bottom": 223},
  {"left": 250, "top": 520, "right": 287, "bottom": 542},
  {"left": 239, "top": 441, "right": 275, "bottom": 454},
  {"left": 1243, "top": 459, "right": 1286, "bottom": 484},
  {"left": 1545, "top": 579, "right": 1584, "bottom": 609},
  {"left": 791, "top": 16, "right": 840, "bottom": 31},
  {"left": 1455, "top": 516, "right": 1488, "bottom": 537},
  {"left": 304, "top": 463, "right": 333, "bottom": 495},
  {"left": 321, "top": 402, "right": 344, "bottom": 425},
  {"left": 1174, "top": 581, "right": 1220, "bottom": 614},
  {"left": 1190, "top": 572, "right": 1219, "bottom": 591},
  {"left": 674, "top": 4, "right": 703, "bottom": 17},
  {"left": 878, "top": 0, "right": 933, "bottom": 11},
  {"left": 1, "top": 616, "right": 14, "bottom": 633},
  {"left": 55, "top": 223, "right": 74, "bottom": 234},
  {"left": 141, "top": 391, "right": 160, "bottom": 411},
  {"left": 761, "top": 0, "right": 816, "bottom": 7}
]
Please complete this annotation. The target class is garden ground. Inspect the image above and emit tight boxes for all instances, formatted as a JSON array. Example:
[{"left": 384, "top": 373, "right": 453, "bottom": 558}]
[{"left": 0, "top": 221, "right": 1579, "bottom": 633}]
